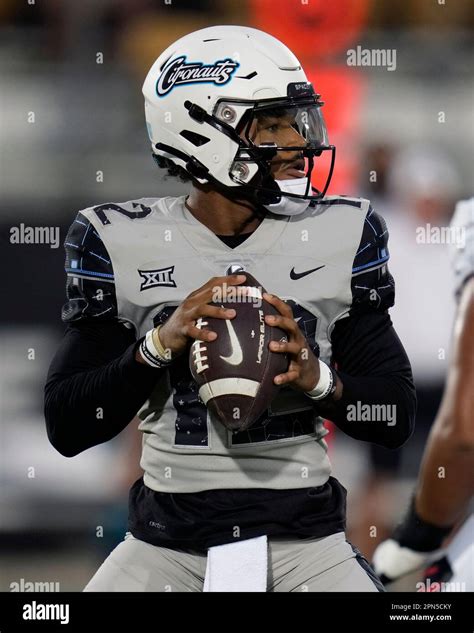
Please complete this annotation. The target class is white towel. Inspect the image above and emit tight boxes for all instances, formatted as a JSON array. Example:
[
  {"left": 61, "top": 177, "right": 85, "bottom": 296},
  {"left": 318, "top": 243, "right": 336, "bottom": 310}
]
[{"left": 203, "top": 536, "right": 268, "bottom": 592}]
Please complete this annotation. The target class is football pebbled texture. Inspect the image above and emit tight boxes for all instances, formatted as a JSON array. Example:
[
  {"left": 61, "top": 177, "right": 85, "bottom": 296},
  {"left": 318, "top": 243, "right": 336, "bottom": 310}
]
[{"left": 189, "top": 273, "right": 289, "bottom": 431}]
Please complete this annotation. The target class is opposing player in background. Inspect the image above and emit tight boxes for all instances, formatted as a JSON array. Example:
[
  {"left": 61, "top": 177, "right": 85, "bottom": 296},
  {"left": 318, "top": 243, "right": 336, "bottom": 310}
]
[
  {"left": 373, "top": 198, "right": 474, "bottom": 590},
  {"left": 44, "top": 26, "right": 416, "bottom": 592}
]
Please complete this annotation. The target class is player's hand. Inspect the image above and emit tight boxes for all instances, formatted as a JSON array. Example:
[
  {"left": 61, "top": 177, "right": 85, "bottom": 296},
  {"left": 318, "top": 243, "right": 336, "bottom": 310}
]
[
  {"left": 372, "top": 538, "right": 436, "bottom": 584},
  {"left": 157, "top": 274, "right": 247, "bottom": 356},
  {"left": 263, "top": 292, "right": 320, "bottom": 392},
  {"left": 372, "top": 498, "right": 451, "bottom": 584}
]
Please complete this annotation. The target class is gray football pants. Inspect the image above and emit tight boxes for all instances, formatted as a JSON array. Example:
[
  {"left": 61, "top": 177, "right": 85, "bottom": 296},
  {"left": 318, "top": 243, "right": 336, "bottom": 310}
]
[{"left": 84, "top": 531, "right": 384, "bottom": 592}]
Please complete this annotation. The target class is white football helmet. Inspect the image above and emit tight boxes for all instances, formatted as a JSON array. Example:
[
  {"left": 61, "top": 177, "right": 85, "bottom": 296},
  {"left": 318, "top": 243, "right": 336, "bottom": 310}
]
[{"left": 142, "top": 25, "right": 335, "bottom": 210}]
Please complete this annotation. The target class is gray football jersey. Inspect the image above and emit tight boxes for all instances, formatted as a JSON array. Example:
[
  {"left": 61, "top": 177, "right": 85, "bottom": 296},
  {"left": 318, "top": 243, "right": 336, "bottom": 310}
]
[{"left": 63, "top": 195, "right": 394, "bottom": 493}]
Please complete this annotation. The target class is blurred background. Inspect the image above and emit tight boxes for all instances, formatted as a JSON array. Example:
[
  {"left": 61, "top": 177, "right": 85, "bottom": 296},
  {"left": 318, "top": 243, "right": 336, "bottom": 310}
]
[{"left": 0, "top": 0, "right": 473, "bottom": 592}]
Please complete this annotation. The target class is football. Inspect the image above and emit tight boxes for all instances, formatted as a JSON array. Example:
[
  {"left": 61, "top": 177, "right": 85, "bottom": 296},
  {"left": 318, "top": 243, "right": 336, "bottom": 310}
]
[{"left": 189, "top": 273, "right": 289, "bottom": 431}]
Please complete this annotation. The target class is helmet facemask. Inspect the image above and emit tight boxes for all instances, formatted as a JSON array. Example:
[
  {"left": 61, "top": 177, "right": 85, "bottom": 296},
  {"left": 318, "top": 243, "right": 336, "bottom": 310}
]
[
  {"left": 153, "top": 83, "right": 335, "bottom": 212},
  {"left": 215, "top": 91, "right": 335, "bottom": 209}
]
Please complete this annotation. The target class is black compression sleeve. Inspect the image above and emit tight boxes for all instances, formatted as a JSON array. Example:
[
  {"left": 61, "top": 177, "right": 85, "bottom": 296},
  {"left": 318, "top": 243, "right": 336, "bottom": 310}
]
[
  {"left": 44, "top": 320, "right": 163, "bottom": 457},
  {"left": 313, "top": 310, "right": 416, "bottom": 449}
]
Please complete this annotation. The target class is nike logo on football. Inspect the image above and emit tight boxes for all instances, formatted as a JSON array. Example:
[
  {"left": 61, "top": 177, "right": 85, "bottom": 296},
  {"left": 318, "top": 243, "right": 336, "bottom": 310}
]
[
  {"left": 219, "top": 315, "right": 243, "bottom": 366},
  {"left": 290, "top": 265, "right": 325, "bottom": 280}
]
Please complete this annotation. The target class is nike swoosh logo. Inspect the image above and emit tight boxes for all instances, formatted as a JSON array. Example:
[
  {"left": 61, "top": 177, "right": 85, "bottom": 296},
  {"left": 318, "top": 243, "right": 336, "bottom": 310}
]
[
  {"left": 219, "top": 316, "right": 243, "bottom": 366},
  {"left": 290, "top": 265, "right": 325, "bottom": 280}
]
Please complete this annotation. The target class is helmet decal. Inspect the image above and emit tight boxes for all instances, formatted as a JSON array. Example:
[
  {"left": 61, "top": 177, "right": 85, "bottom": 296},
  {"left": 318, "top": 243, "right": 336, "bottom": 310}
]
[{"left": 156, "top": 55, "right": 240, "bottom": 97}]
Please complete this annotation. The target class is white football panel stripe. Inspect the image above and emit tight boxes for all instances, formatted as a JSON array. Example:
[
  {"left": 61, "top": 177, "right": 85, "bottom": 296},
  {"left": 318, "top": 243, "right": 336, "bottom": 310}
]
[{"left": 198, "top": 378, "right": 260, "bottom": 404}]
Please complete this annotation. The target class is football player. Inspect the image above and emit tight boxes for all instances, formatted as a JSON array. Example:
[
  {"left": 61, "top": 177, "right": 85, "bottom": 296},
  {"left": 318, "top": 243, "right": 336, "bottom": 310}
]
[
  {"left": 373, "top": 198, "right": 474, "bottom": 590},
  {"left": 45, "top": 26, "right": 416, "bottom": 592}
]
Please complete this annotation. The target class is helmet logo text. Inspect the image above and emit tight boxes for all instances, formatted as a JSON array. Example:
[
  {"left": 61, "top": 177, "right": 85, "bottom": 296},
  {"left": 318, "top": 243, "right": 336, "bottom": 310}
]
[{"left": 156, "top": 55, "right": 240, "bottom": 97}]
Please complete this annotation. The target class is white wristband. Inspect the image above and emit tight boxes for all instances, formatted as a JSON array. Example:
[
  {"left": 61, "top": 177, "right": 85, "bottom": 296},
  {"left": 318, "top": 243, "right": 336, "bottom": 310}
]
[
  {"left": 139, "top": 328, "right": 173, "bottom": 369},
  {"left": 305, "top": 360, "right": 334, "bottom": 401}
]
